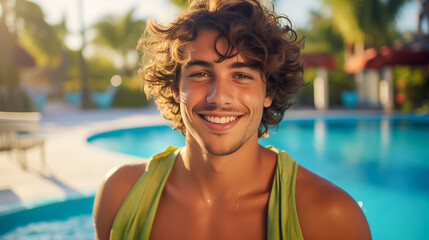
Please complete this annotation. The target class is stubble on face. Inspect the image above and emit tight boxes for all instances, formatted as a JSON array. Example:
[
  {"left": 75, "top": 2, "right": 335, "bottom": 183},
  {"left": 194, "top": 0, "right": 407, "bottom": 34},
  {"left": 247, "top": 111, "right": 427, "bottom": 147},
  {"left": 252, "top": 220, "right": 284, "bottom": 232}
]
[{"left": 185, "top": 104, "right": 263, "bottom": 157}]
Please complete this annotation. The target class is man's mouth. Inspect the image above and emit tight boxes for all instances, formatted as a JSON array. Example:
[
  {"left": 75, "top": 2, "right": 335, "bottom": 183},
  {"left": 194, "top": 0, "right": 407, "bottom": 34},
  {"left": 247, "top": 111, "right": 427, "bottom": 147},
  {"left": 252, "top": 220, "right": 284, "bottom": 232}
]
[{"left": 203, "top": 115, "right": 238, "bottom": 124}]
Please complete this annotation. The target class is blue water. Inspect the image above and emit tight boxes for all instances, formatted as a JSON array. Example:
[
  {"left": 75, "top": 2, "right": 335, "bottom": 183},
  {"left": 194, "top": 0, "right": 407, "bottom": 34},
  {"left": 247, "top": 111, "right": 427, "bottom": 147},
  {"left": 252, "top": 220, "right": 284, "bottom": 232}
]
[
  {"left": 2, "top": 113, "right": 428, "bottom": 239},
  {"left": 0, "top": 195, "right": 95, "bottom": 239}
]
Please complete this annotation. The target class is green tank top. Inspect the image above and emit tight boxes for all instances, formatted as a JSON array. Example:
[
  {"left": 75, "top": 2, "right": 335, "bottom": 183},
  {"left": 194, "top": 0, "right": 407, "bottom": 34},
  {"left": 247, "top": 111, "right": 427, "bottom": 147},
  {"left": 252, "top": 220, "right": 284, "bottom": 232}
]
[{"left": 110, "top": 145, "right": 303, "bottom": 240}]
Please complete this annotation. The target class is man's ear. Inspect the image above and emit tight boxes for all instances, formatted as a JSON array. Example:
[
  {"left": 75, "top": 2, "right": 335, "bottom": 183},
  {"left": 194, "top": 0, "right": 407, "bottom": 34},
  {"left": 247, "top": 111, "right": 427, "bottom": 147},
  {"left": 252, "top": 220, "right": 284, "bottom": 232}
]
[{"left": 264, "top": 94, "right": 273, "bottom": 108}]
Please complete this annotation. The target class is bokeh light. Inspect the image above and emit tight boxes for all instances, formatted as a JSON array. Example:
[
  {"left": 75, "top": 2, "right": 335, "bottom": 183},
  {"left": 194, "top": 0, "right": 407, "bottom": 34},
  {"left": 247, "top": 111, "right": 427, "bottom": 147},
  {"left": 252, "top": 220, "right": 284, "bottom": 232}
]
[{"left": 110, "top": 75, "right": 122, "bottom": 87}]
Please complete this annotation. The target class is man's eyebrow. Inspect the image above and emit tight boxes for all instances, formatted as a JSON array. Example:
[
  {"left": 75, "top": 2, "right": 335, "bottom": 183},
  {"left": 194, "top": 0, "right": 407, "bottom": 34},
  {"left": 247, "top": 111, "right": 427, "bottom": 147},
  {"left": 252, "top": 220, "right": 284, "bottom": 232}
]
[
  {"left": 229, "top": 62, "right": 259, "bottom": 71},
  {"left": 183, "top": 60, "right": 258, "bottom": 71},
  {"left": 183, "top": 60, "right": 213, "bottom": 69}
]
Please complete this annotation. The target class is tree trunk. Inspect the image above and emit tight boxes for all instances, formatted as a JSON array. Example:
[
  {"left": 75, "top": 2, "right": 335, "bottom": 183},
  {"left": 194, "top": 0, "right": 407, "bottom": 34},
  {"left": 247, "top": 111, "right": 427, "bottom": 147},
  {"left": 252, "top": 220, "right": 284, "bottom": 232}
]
[{"left": 78, "top": 0, "right": 91, "bottom": 109}]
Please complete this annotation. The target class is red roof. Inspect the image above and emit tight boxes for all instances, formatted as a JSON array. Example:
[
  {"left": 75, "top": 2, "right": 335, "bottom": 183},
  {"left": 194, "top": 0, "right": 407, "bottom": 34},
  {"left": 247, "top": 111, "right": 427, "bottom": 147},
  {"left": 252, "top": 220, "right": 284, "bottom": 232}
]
[
  {"left": 300, "top": 53, "right": 337, "bottom": 70},
  {"left": 344, "top": 47, "right": 429, "bottom": 74}
]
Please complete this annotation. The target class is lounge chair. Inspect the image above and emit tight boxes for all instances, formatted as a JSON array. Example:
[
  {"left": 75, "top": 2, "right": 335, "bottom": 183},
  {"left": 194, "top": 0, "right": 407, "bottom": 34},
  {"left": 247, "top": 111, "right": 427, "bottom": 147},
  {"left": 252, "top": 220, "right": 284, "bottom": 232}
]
[{"left": 0, "top": 112, "right": 45, "bottom": 170}]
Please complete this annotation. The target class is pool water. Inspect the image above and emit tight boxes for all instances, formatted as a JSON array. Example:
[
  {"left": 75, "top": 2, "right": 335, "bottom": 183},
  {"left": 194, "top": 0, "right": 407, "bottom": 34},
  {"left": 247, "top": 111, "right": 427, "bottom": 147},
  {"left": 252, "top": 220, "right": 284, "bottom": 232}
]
[
  {"left": 1, "top": 114, "right": 428, "bottom": 239},
  {"left": 260, "top": 119, "right": 429, "bottom": 240},
  {"left": 0, "top": 195, "right": 95, "bottom": 239},
  {"left": 87, "top": 114, "right": 429, "bottom": 239}
]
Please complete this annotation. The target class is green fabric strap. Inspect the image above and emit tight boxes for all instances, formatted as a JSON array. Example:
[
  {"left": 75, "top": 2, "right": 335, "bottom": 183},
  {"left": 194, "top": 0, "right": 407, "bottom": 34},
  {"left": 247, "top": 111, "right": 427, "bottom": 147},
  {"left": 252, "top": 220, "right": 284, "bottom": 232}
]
[
  {"left": 110, "top": 146, "right": 180, "bottom": 240},
  {"left": 266, "top": 146, "right": 304, "bottom": 240}
]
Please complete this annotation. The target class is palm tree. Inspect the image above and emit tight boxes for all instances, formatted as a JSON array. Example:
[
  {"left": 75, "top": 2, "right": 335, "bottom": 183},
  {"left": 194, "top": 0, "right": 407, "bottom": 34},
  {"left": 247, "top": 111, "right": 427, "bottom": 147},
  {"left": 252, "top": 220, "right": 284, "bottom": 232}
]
[
  {"left": 6, "top": 0, "right": 63, "bottom": 66},
  {"left": 300, "top": 9, "right": 344, "bottom": 54},
  {"left": 77, "top": 0, "right": 91, "bottom": 109},
  {"left": 92, "top": 9, "right": 146, "bottom": 76},
  {"left": 0, "top": 0, "right": 17, "bottom": 89},
  {"left": 323, "top": 0, "right": 411, "bottom": 56},
  {"left": 0, "top": 0, "right": 62, "bottom": 111}
]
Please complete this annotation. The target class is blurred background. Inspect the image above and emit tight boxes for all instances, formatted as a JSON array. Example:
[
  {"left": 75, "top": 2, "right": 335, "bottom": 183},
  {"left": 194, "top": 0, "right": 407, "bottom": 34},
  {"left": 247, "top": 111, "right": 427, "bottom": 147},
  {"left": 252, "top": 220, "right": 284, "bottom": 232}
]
[
  {"left": 0, "top": 0, "right": 428, "bottom": 113},
  {"left": 1, "top": 1, "right": 429, "bottom": 239}
]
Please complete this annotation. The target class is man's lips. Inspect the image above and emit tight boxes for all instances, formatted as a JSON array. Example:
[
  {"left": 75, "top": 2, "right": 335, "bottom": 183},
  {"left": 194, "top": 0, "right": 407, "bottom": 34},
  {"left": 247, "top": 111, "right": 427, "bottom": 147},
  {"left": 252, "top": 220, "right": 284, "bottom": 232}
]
[
  {"left": 198, "top": 113, "right": 243, "bottom": 131},
  {"left": 203, "top": 115, "right": 238, "bottom": 124}
]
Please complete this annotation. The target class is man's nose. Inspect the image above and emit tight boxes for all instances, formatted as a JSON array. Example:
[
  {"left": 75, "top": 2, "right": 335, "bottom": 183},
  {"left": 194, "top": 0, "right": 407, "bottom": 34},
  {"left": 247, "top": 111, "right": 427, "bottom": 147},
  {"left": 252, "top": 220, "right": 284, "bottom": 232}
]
[{"left": 206, "top": 77, "right": 233, "bottom": 106}]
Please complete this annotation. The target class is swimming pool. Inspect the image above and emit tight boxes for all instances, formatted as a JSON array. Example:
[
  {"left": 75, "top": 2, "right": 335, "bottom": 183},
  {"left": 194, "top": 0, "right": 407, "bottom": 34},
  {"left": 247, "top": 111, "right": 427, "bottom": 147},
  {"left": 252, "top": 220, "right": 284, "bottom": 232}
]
[
  {"left": 1, "top": 113, "right": 428, "bottom": 239},
  {"left": 87, "top": 113, "right": 429, "bottom": 239},
  {"left": 0, "top": 195, "right": 95, "bottom": 239}
]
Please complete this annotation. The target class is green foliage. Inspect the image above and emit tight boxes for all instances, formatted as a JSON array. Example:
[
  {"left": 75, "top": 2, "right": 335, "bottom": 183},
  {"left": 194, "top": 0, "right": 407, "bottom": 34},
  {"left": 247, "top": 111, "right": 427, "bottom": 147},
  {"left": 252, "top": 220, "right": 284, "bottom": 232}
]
[
  {"left": 0, "top": 0, "right": 63, "bottom": 111},
  {"left": 322, "top": 0, "right": 365, "bottom": 45},
  {"left": 86, "top": 56, "right": 117, "bottom": 90},
  {"left": 0, "top": 21, "right": 15, "bottom": 87},
  {"left": 328, "top": 69, "right": 355, "bottom": 106},
  {"left": 110, "top": 76, "right": 150, "bottom": 107},
  {"left": 394, "top": 66, "right": 429, "bottom": 112},
  {"left": 296, "top": 68, "right": 316, "bottom": 106},
  {"left": 63, "top": 50, "right": 81, "bottom": 91},
  {"left": 296, "top": 0, "right": 413, "bottom": 109},
  {"left": 92, "top": 9, "right": 146, "bottom": 74},
  {"left": 297, "top": 10, "right": 344, "bottom": 54},
  {"left": 64, "top": 52, "right": 117, "bottom": 91},
  {"left": 170, "top": 0, "right": 190, "bottom": 8},
  {"left": 0, "top": 57, "right": 19, "bottom": 88},
  {"left": 18, "top": 27, "right": 61, "bottom": 67},
  {"left": 322, "top": 0, "right": 411, "bottom": 49},
  {"left": 111, "top": 86, "right": 150, "bottom": 108},
  {"left": 13, "top": 0, "right": 63, "bottom": 67},
  {"left": 296, "top": 9, "right": 355, "bottom": 107}
]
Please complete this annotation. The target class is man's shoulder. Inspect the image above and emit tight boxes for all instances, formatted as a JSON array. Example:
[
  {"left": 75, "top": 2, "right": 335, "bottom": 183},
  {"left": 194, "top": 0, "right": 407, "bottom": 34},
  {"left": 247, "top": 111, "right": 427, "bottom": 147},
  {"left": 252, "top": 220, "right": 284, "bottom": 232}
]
[
  {"left": 295, "top": 166, "right": 371, "bottom": 240},
  {"left": 103, "top": 162, "right": 147, "bottom": 192},
  {"left": 95, "top": 162, "right": 147, "bottom": 209},
  {"left": 93, "top": 162, "right": 147, "bottom": 239}
]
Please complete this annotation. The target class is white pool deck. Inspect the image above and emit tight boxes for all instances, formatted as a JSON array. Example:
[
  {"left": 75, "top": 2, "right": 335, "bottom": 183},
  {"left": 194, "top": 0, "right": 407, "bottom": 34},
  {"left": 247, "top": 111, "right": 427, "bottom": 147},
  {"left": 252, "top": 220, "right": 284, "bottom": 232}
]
[
  {"left": 0, "top": 102, "right": 166, "bottom": 211},
  {"left": 0, "top": 102, "right": 380, "bottom": 212}
]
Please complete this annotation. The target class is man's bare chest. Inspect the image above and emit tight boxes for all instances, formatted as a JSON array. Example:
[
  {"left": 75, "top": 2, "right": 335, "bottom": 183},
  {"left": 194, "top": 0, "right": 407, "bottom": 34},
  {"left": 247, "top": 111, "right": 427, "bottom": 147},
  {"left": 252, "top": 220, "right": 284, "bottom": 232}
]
[{"left": 149, "top": 190, "right": 271, "bottom": 240}]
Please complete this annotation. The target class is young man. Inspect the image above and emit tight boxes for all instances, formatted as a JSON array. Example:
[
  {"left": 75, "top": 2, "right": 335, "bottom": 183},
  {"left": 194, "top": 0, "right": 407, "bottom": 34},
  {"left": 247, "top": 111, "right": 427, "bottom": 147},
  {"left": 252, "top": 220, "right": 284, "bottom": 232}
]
[{"left": 93, "top": 0, "right": 372, "bottom": 239}]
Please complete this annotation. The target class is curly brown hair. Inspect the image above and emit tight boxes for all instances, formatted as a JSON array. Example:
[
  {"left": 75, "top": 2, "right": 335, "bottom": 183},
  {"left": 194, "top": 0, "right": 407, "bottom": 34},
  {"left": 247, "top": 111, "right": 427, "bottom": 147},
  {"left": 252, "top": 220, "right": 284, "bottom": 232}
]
[{"left": 138, "top": 0, "right": 304, "bottom": 137}]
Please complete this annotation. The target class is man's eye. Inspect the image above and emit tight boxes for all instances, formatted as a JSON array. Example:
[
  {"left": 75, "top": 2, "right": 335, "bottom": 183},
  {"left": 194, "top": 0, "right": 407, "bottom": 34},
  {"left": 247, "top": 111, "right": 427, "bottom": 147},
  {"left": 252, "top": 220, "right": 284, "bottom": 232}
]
[
  {"left": 234, "top": 73, "right": 252, "bottom": 79},
  {"left": 191, "top": 72, "right": 209, "bottom": 77}
]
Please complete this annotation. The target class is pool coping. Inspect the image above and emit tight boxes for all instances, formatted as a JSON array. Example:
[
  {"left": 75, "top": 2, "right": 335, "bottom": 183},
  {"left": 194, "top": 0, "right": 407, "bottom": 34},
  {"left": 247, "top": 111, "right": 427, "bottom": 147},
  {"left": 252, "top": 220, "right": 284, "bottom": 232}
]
[{"left": 0, "top": 191, "right": 96, "bottom": 218}]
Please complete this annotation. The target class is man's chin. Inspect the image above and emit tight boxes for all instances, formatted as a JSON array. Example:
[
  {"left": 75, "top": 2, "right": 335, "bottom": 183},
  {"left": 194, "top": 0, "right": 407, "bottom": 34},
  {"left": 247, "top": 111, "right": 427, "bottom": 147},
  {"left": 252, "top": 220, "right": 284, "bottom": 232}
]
[{"left": 204, "top": 142, "right": 243, "bottom": 157}]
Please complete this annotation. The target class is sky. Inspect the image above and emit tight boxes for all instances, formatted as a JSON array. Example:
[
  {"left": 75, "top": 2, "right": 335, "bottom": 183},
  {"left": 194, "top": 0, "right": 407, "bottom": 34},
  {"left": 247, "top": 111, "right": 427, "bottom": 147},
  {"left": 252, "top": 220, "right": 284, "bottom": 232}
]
[{"left": 28, "top": 0, "right": 420, "bottom": 51}]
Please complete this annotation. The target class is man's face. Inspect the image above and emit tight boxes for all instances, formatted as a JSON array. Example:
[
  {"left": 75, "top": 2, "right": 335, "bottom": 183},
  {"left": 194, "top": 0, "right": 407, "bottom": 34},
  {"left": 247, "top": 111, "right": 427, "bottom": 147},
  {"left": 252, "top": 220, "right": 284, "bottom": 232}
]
[{"left": 175, "top": 28, "right": 273, "bottom": 156}]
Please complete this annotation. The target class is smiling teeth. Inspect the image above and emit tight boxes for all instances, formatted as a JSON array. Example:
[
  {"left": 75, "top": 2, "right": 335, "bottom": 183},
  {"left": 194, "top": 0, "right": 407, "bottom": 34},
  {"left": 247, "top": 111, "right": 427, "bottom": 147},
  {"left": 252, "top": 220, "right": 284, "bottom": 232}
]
[{"left": 204, "top": 116, "right": 237, "bottom": 124}]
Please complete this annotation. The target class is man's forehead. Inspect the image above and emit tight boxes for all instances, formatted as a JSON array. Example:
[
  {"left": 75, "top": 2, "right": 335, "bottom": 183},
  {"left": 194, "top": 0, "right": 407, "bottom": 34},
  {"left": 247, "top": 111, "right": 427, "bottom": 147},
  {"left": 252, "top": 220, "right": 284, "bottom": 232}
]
[
  {"left": 180, "top": 28, "right": 261, "bottom": 72},
  {"left": 186, "top": 29, "right": 230, "bottom": 55}
]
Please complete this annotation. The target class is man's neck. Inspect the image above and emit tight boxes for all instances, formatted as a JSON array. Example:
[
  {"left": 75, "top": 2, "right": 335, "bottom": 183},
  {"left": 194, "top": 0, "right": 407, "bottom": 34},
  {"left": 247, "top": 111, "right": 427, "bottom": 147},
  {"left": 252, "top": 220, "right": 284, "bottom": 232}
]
[{"left": 172, "top": 135, "right": 276, "bottom": 201}]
